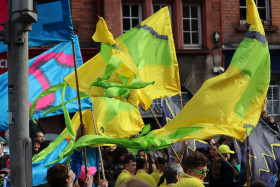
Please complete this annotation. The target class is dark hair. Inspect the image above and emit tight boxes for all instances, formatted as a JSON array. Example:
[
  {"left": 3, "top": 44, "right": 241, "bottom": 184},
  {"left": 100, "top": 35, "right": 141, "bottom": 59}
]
[
  {"left": 157, "top": 157, "right": 167, "bottom": 165},
  {"left": 136, "top": 158, "right": 146, "bottom": 170},
  {"left": 124, "top": 155, "right": 136, "bottom": 165},
  {"left": 183, "top": 151, "right": 209, "bottom": 171},
  {"left": 250, "top": 181, "right": 266, "bottom": 187},
  {"left": 46, "top": 163, "right": 69, "bottom": 187},
  {"left": 38, "top": 140, "right": 50, "bottom": 153},
  {"left": 112, "top": 146, "right": 128, "bottom": 163}
]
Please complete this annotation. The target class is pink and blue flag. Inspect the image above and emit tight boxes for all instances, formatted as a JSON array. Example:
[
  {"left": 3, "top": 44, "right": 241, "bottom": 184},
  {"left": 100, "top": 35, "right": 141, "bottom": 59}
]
[{"left": 0, "top": 35, "right": 92, "bottom": 131}]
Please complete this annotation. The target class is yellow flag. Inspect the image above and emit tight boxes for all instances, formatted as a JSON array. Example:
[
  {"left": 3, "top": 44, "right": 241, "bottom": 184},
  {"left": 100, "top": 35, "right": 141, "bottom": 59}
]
[{"left": 92, "top": 16, "right": 115, "bottom": 45}]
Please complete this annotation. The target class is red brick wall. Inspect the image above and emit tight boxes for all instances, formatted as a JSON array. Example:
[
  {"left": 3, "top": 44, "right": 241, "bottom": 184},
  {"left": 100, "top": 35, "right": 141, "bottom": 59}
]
[
  {"left": 71, "top": 0, "right": 98, "bottom": 47},
  {"left": 222, "top": 0, "right": 280, "bottom": 45}
]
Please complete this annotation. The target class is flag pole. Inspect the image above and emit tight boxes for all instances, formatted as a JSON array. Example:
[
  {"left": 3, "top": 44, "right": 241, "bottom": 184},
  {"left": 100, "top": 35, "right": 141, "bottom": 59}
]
[
  {"left": 149, "top": 108, "right": 183, "bottom": 168},
  {"left": 91, "top": 109, "right": 106, "bottom": 180},
  {"left": 72, "top": 41, "right": 88, "bottom": 177},
  {"left": 179, "top": 93, "right": 183, "bottom": 110},
  {"left": 246, "top": 136, "right": 250, "bottom": 187}
]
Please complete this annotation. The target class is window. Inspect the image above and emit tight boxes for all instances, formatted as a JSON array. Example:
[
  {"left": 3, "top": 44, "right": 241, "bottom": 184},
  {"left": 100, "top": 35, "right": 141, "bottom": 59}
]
[
  {"left": 240, "top": 0, "right": 271, "bottom": 25},
  {"left": 266, "top": 85, "right": 279, "bottom": 116},
  {"left": 182, "top": 5, "right": 202, "bottom": 48},
  {"left": 122, "top": 4, "right": 142, "bottom": 33},
  {"left": 153, "top": 4, "right": 172, "bottom": 24}
]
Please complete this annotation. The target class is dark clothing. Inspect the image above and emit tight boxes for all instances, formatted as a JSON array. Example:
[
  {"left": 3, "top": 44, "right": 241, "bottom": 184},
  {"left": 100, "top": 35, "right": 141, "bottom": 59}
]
[
  {"left": 209, "top": 160, "right": 236, "bottom": 187},
  {"left": 267, "top": 122, "right": 279, "bottom": 132}
]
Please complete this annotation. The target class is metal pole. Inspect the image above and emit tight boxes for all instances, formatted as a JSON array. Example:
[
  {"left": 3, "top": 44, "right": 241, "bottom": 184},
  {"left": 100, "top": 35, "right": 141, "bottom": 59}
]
[{"left": 7, "top": 0, "right": 37, "bottom": 186}]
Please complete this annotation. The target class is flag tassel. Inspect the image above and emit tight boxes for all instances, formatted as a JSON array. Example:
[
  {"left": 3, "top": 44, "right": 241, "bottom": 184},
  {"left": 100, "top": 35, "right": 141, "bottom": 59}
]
[
  {"left": 72, "top": 41, "right": 88, "bottom": 178},
  {"left": 91, "top": 109, "right": 106, "bottom": 180},
  {"left": 149, "top": 108, "right": 183, "bottom": 168}
]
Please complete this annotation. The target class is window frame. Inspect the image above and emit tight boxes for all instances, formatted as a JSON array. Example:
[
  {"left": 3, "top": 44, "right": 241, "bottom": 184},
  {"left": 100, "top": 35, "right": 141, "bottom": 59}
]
[
  {"left": 182, "top": 4, "right": 202, "bottom": 49},
  {"left": 266, "top": 85, "right": 280, "bottom": 116},
  {"left": 240, "top": 0, "right": 271, "bottom": 25},
  {"left": 122, "top": 3, "right": 142, "bottom": 33}
]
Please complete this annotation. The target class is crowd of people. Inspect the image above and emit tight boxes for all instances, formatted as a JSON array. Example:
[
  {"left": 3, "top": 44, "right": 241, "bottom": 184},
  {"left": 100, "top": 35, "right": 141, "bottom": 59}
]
[{"left": 0, "top": 109, "right": 279, "bottom": 186}]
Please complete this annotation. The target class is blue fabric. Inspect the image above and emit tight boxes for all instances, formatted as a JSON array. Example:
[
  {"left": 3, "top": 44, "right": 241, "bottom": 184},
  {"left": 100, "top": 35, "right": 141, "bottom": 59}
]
[
  {"left": 0, "top": 35, "right": 92, "bottom": 131},
  {"left": 32, "top": 139, "right": 70, "bottom": 186},
  {"left": 234, "top": 119, "right": 280, "bottom": 187},
  {"left": 0, "top": 0, "right": 74, "bottom": 53}
]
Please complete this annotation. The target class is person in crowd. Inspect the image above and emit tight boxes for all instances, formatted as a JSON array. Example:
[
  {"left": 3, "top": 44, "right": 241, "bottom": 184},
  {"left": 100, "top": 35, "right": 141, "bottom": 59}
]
[
  {"left": 209, "top": 144, "right": 236, "bottom": 187},
  {"left": 37, "top": 140, "right": 51, "bottom": 154},
  {"left": 35, "top": 131, "right": 45, "bottom": 143},
  {"left": 46, "top": 125, "right": 92, "bottom": 187},
  {"left": 33, "top": 139, "right": 41, "bottom": 155},
  {"left": 137, "top": 149, "right": 153, "bottom": 173},
  {"left": 115, "top": 155, "right": 136, "bottom": 187},
  {"left": 118, "top": 178, "right": 153, "bottom": 187},
  {"left": 103, "top": 145, "right": 116, "bottom": 163},
  {"left": 78, "top": 165, "right": 97, "bottom": 187},
  {"left": 267, "top": 116, "right": 279, "bottom": 133},
  {"left": 134, "top": 158, "right": 156, "bottom": 186},
  {"left": 260, "top": 110, "right": 269, "bottom": 123},
  {"left": 175, "top": 151, "right": 209, "bottom": 187},
  {"left": 150, "top": 157, "right": 167, "bottom": 185},
  {"left": 158, "top": 163, "right": 183, "bottom": 187},
  {"left": 250, "top": 180, "right": 266, "bottom": 187},
  {"left": 111, "top": 146, "right": 128, "bottom": 179}
]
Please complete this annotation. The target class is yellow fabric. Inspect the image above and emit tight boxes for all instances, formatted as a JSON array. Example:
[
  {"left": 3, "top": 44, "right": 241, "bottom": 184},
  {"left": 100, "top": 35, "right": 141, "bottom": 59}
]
[
  {"left": 160, "top": 184, "right": 176, "bottom": 187},
  {"left": 151, "top": 169, "right": 163, "bottom": 185},
  {"left": 115, "top": 169, "right": 133, "bottom": 187},
  {"left": 91, "top": 97, "right": 144, "bottom": 138},
  {"left": 92, "top": 16, "right": 115, "bottom": 45},
  {"left": 175, "top": 174, "right": 204, "bottom": 187},
  {"left": 115, "top": 7, "right": 181, "bottom": 110},
  {"left": 246, "top": 0, "right": 265, "bottom": 35},
  {"left": 153, "top": 65, "right": 266, "bottom": 141},
  {"left": 135, "top": 169, "right": 157, "bottom": 186}
]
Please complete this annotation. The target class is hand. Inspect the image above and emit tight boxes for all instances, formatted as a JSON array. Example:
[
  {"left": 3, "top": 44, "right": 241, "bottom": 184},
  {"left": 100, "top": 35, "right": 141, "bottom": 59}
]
[
  {"left": 76, "top": 123, "right": 86, "bottom": 142},
  {"left": 84, "top": 175, "right": 93, "bottom": 187},
  {"left": 98, "top": 179, "right": 108, "bottom": 187}
]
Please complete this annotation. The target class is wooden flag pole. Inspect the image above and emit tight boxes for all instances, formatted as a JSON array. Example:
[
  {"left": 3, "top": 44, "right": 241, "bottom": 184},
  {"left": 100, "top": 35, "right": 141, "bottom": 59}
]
[
  {"left": 246, "top": 136, "right": 250, "bottom": 187},
  {"left": 91, "top": 110, "right": 106, "bottom": 180},
  {"left": 179, "top": 93, "right": 183, "bottom": 110},
  {"left": 149, "top": 108, "right": 183, "bottom": 168},
  {"left": 72, "top": 41, "right": 88, "bottom": 177}
]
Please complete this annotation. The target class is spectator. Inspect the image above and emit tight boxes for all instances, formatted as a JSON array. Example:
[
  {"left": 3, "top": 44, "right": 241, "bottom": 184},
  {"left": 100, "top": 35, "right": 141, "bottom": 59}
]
[
  {"left": 134, "top": 158, "right": 156, "bottom": 186},
  {"left": 175, "top": 151, "right": 209, "bottom": 187},
  {"left": 115, "top": 155, "right": 136, "bottom": 187}
]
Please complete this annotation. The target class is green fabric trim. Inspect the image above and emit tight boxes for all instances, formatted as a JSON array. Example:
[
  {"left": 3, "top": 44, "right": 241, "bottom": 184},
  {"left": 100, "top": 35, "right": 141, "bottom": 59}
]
[
  {"left": 30, "top": 82, "right": 67, "bottom": 124},
  {"left": 119, "top": 27, "right": 172, "bottom": 70},
  {"left": 43, "top": 92, "right": 90, "bottom": 118},
  {"left": 232, "top": 38, "right": 270, "bottom": 119},
  {"left": 100, "top": 43, "right": 115, "bottom": 63}
]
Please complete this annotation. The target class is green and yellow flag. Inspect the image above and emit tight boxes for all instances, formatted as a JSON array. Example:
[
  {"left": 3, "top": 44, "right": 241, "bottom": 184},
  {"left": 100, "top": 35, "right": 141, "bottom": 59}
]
[
  {"left": 65, "top": 7, "right": 181, "bottom": 110},
  {"left": 151, "top": 0, "right": 270, "bottom": 142},
  {"left": 65, "top": 0, "right": 270, "bottom": 151}
]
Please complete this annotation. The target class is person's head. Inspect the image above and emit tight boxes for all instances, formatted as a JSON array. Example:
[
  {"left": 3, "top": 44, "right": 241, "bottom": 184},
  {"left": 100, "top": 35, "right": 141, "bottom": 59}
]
[
  {"left": 33, "top": 140, "right": 40, "bottom": 154},
  {"left": 157, "top": 157, "right": 167, "bottom": 172},
  {"left": 124, "top": 155, "right": 136, "bottom": 175},
  {"left": 104, "top": 145, "right": 116, "bottom": 153},
  {"left": 268, "top": 116, "right": 275, "bottom": 123},
  {"left": 164, "top": 163, "right": 183, "bottom": 184},
  {"left": 35, "top": 131, "right": 45, "bottom": 143},
  {"left": 250, "top": 181, "right": 266, "bottom": 187},
  {"left": 119, "top": 178, "right": 153, "bottom": 187},
  {"left": 112, "top": 146, "right": 128, "bottom": 164},
  {"left": 208, "top": 144, "right": 218, "bottom": 158},
  {"left": 38, "top": 140, "right": 50, "bottom": 153},
  {"left": 0, "top": 137, "right": 6, "bottom": 148},
  {"left": 261, "top": 110, "right": 268, "bottom": 120},
  {"left": 184, "top": 151, "right": 209, "bottom": 181},
  {"left": 218, "top": 144, "right": 235, "bottom": 160},
  {"left": 46, "top": 163, "right": 75, "bottom": 187},
  {"left": 137, "top": 150, "right": 146, "bottom": 160},
  {"left": 136, "top": 158, "right": 146, "bottom": 170}
]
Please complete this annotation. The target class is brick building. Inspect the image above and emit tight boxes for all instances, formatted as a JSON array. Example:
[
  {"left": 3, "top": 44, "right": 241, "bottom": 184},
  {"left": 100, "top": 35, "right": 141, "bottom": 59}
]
[{"left": 1, "top": 0, "right": 280, "bottom": 136}]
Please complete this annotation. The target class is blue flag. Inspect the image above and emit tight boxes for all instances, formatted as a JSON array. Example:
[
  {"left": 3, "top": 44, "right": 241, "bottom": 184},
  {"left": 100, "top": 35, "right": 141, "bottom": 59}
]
[
  {"left": 0, "top": 0, "right": 74, "bottom": 52},
  {"left": 234, "top": 119, "right": 280, "bottom": 186},
  {"left": 0, "top": 35, "right": 92, "bottom": 131}
]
